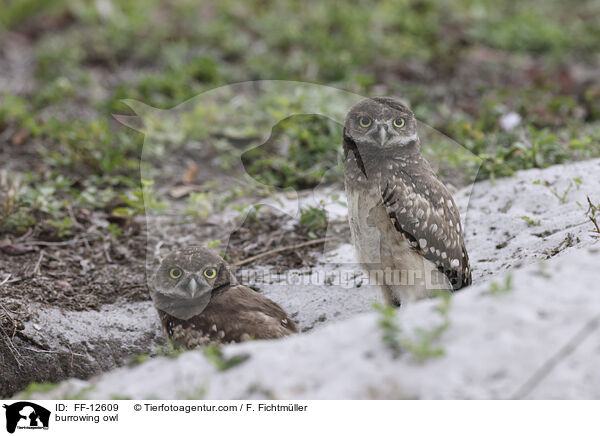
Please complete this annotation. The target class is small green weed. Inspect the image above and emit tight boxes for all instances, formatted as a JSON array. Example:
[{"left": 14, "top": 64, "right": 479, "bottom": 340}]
[
  {"left": 155, "top": 340, "right": 186, "bottom": 359},
  {"left": 185, "top": 192, "right": 213, "bottom": 219},
  {"left": 372, "top": 302, "right": 402, "bottom": 357},
  {"left": 521, "top": 216, "right": 541, "bottom": 227},
  {"left": 299, "top": 203, "right": 328, "bottom": 239},
  {"left": 401, "top": 291, "right": 452, "bottom": 362},
  {"left": 584, "top": 196, "right": 600, "bottom": 236},
  {"left": 113, "top": 179, "right": 166, "bottom": 218},
  {"left": 203, "top": 344, "right": 250, "bottom": 371},
  {"left": 488, "top": 273, "right": 514, "bottom": 295},
  {"left": 49, "top": 217, "right": 74, "bottom": 239},
  {"left": 534, "top": 178, "right": 581, "bottom": 204},
  {"left": 18, "top": 381, "right": 59, "bottom": 400}
]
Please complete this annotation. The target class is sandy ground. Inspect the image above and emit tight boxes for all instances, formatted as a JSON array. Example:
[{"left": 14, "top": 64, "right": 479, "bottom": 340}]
[{"left": 11, "top": 158, "right": 600, "bottom": 399}]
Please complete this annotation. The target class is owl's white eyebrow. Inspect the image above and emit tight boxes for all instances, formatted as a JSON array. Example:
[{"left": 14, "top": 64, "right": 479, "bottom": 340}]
[{"left": 396, "top": 133, "right": 418, "bottom": 144}]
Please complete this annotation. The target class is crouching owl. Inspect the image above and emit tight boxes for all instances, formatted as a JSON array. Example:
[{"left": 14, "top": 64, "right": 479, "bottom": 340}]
[
  {"left": 149, "top": 246, "right": 297, "bottom": 348},
  {"left": 343, "top": 97, "right": 471, "bottom": 306}
]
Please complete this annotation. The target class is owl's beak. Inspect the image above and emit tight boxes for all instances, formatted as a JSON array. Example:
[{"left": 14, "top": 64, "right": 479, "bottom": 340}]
[
  {"left": 378, "top": 125, "right": 388, "bottom": 146},
  {"left": 186, "top": 277, "right": 200, "bottom": 297}
]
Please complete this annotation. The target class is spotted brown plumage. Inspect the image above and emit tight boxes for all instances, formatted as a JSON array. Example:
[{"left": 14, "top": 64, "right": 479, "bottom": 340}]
[
  {"left": 149, "top": 247, "right": 297, "bottom": 348},
  {"left": 343, "top": 97, "right": 471, "bottom": 305}
]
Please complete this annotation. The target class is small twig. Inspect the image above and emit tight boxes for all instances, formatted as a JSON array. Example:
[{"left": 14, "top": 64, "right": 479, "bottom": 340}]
[
  {"left": 67, "top": 204, "right": 82, "bottom": 229},
  {"left": 104, "top": 243, "right": 113, "bottom": 263},
  {"left": 0, "top": 324, "right": 22, "bottom": 366},
  {"left": 232, "top": 237, "right": 336, "bottom": 267},
  {"left": 590, "top": 216, "right": 600, "bottom": 234},
  {"left": 0, "top": 274, "right": 11, "bottom": 287},
  {"left": 21, "top": 237, "right": 91, "bottom": 247},
  {"left": 67, "top": 343, "right": 77, "bottom": 368},
  {"left": 15, "top": 228, "right": 33, "bottom": 242},
  {"left": 586, "top": 196, "right": 600, "bottom": 234},
  {"left": 14, "top": 330, "right": 49, "bottom": 350},
  {"left": 510, "top": 314, "right": 600, "bottom": 399},
  {"left": 0, "top": 277, "right": 23, "bottom": 285},
  {"left": 33, "top": 250, "right": 45, "bottom": 276},
  {"left": 20, "top": 347, "right": 85, "bottom": 357},
  {"left": 0, "top": 301, "right": 17, "bottom": 329}
]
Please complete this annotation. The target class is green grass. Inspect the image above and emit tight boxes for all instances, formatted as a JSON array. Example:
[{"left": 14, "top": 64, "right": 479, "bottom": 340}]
[
  {"left": 533, "top": 177, "right": 582, "bottom": 204},
  {"left": 17, "top": 381, "right": 59, "bottom": 400},
  {"left": 2, "top": 0, "right": 600, "bottom": 240},
  {"left": 583, "top": 196, "right": 600, "bottom": 235},
  {"left": 401, "top": 291, "right": 452, "bottom": 362},
  {"left": 521, "top": 216, "right": 541, "bottom": 227},
  {"left": 203, "top": 344, "right": 250, "bottom": 371},
  {"left": 372, "top": 302, "right": 403, "bottom": 358},
  {"left": 299, "top": 203, "right": 328, "bottom": 238},
  {"left": 488, "top": 273, "right": 514, "bottom": 295}
]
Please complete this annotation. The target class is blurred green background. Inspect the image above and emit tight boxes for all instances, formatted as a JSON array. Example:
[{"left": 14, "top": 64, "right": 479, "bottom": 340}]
[{"left": 1, "top": 0, "right": 600, "bottom": 240}]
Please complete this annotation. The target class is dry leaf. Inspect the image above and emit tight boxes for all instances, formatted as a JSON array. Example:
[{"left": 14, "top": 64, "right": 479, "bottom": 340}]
[
  {"left": 0, "top": 243, "right": 36, "bottom": 256},
  {"left": 11, "top": 129, "right": 29, "bottom": 146},
  {"left": 182, "top": 160, "right": 199, "bottom": 185},
  {"left": 169, "top": 184, "right": 205, "bottom": 199}
]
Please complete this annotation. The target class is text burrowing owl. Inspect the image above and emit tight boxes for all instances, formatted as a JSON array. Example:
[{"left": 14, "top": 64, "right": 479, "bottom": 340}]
[
  {"left": 149, "top": 246, "right": 297, "bottom": 348},
  {"left": 342, "top": 97, "right": 471, "bottom": 306}
]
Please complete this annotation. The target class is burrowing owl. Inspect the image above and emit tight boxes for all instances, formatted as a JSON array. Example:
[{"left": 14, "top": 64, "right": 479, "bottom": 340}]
[
  {"left": 343, "top": 97, "right": 471, "bottom": 306},
  {"left": 149, "top": 247, "right": 297, "bottom": 348}
]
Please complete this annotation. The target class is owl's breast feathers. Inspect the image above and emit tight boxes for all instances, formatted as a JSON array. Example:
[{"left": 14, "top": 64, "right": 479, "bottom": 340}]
[
  {"left": 159, "top": 284, "right": 297, "bottom": 347},
  {"left": 378, "top": 156, "right": 471, "bottom": 289},
  {"left": 344, "top": 144, "right": 471, "bottom": 290}
]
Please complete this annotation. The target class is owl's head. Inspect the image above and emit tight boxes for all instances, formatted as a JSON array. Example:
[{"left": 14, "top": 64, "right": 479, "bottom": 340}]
[
  {"left": 343, "top": 97, "right": 418, "bottom": 149},
  {"left": 150, "top": 246, "right": 235, "bottom": 320}
]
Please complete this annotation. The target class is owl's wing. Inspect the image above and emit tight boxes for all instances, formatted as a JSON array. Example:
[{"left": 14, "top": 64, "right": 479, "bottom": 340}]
[
  {"left": 204, "top": 284, "right": 298, "bottom": 340},
  {"left": 379, "top": 165, "right": 471, "bottom": 289}
]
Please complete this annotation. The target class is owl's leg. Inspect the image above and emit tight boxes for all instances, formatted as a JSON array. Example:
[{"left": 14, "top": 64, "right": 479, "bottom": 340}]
[{"left": 381, "top": 284, "right": 402, "bottom": 307}]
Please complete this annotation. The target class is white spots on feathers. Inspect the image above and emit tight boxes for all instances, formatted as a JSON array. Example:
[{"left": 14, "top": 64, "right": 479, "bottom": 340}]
[
  {"left": 451, "top": 259, "right": 460, "bottom": 268},
  {"left": 419, "top": 238, "right": 428, "bottom": 248}
]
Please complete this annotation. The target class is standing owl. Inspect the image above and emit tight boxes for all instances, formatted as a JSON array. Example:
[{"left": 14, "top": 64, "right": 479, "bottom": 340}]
[
  {"left": 149, "top": 246, "right": 297, "bottom": 348},
  {"left": 343, "top": 97, "right": 471, "bottom": 306}
]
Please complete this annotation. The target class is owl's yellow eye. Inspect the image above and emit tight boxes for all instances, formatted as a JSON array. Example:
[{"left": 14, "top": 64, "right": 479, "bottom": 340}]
[
  {"left": 358, "top": 117, "right": 372, "bottom": 128},
  {"left": 169, "top": 267, "right": 183, "bottom": 280},
  {"left": 203, "top": 267, "right": 217, "bottom": 279},
  {"left": 393, "top": 118, "right": 406, "bottom": 128}
]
